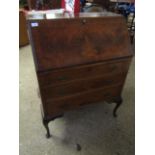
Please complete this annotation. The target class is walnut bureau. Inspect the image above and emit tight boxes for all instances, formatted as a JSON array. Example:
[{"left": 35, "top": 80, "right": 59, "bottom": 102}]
[{"left": 27, "top": 12, "right": 133, "bottom": 138}]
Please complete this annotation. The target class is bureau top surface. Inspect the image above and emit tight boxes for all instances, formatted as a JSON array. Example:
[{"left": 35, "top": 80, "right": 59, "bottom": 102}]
[{"left": 27, "top": 10, "right": 121, "bottom": 21}]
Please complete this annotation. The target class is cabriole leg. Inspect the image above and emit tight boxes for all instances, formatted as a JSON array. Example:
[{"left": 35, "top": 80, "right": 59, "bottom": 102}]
[
  {"left": 42, "top": 119, "right": 51, "bottom": 138},
  {"left": 113, "top": 96, "right": 123, "bottom": 117}
]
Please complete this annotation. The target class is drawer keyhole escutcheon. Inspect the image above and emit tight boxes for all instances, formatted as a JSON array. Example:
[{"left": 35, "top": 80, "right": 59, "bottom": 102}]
[{"left": 82, "top": 19, "right": 86, "bottom": 25}]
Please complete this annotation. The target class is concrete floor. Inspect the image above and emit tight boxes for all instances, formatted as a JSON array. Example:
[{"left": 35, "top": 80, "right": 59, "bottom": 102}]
[{"left": 19, "top": 45, "right": 135, "bottom": 155}]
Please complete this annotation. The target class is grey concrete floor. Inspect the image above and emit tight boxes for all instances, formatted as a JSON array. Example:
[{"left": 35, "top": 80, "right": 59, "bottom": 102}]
[{"left": 19, "top": 45, "right": 135, "bottom": 155}]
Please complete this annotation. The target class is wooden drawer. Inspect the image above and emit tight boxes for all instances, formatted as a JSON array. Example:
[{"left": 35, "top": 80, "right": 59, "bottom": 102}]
[
  {"left": 44, "top": 85, "right": 122, "bottom": 116},
  {"left": 38, "top": 58, "right": 131, "bottom": 87},
  {"left": 40, "top": 73, "right": 126, "bottom": 100},
  {"left": 19, "top": 10, "right": 29, "bottom": 46}
]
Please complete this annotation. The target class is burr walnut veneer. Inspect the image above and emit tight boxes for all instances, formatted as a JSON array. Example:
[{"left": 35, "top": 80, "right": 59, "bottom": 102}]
[{"left": 27, "top": 12, "right": 133, "bottom": 138}]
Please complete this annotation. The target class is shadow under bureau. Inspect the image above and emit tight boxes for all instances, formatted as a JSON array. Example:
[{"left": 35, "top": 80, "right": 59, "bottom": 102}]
[{"left": 27, "top": 11, "right": 133, "bottom": 139}]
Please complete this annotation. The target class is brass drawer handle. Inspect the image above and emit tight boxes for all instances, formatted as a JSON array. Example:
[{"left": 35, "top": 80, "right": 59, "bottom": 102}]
[
  {"left": 59, "top": 103, "right": 70, "bottom": 109},
  {"left": 58, "top": 76, "right": 68, "bottom": 81},
  {"left": 109, "top": 65, "right": 117, "bottom": 71},
  {"left": 105, "top": 80, "right": 113, "bottom": 84},
  {"left": 104, "top": 92, "right": 111, "bottom": 98},
  {"left": 58, "top": 89, "right": 66, "bottom": 96},
  {"left": 79, "top": 102, "right": 86, "bottom": 106}
]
